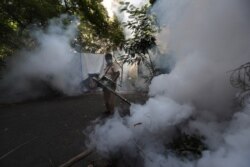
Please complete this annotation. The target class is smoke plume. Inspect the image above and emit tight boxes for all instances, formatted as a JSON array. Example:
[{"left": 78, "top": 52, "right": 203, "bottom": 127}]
[
  {"left": 88, "top": 0, "right": 250, "bottom": 166},
  {"left": 0, "top": 15, "right": 82, "bottom": 102},
  {"left": 151, "top": 0, "right": 250, "bottom": 118}
]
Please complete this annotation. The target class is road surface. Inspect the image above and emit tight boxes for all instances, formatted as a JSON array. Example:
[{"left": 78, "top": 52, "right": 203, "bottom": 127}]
[{"left": 0, "top": 93, "right": 147, "bottom": 167}]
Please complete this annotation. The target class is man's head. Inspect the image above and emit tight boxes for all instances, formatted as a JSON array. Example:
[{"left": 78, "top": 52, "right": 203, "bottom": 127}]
[{"left": 105, "top": 53, "right": 113, "bottom": 65}]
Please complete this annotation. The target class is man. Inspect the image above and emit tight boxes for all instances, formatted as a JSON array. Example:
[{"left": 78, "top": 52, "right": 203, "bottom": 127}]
[{"left": 99, "top": 53, "right": 120, "bottom": 114}]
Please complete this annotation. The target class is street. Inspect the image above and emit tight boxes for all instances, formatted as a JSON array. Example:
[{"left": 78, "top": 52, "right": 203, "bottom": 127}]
[{"left": 0, "top": 93, "right": 146, "bottom": 167}]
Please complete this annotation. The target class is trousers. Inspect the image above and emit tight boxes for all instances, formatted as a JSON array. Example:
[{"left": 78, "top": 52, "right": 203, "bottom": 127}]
[{"left": 103, "top": 84, "right": 116, "bottom": 113}]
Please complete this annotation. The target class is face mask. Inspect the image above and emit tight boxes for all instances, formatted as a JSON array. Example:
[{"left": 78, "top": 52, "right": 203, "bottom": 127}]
[{"left": 107, "top": 59, "right": 112, "bottom": 64}]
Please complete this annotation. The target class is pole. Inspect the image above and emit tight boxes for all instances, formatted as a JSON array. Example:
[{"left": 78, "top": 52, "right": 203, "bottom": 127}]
[
  {"left": 59, "top": 149, "right": 93, "bottom": 167},
  {"left": 92, "top": 78, "right": 131, "bottom": 105}
]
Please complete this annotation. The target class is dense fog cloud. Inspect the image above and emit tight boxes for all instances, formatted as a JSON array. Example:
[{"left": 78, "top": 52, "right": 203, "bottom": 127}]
[
  {"left": 0, "top": 15, "right": 82, "bottom": 102},
  {"left": 89, "top": 1, "right": 250, "bottom": 167}
]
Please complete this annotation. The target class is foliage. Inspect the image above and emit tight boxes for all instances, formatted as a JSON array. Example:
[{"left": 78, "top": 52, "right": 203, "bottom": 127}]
[
  {"left": 119, "top": 2, "right": 159, "bottom": 82},
  {"left": 122, "top": 4, "right": 157, "bottom": 55},
  {"left": 149, "top": 0, "right": 157, "bottom": 5},
  {"left": 0, "top": 0, "right": 64, "bottom": 58},
  {"left": 230, "top": 62, "right": 250, "bottom": 105},
  {"left": 65, "top": 0, "right": 125, "bottom": 52},
  {"left": 77, "top": 15, "right": 125, "bottom": 53},
  {"left": 0, "top": 0, "right": 125, "bottom": 71},
  {"left": 168, "top": 133, "right": 207, "bottom": 160}
]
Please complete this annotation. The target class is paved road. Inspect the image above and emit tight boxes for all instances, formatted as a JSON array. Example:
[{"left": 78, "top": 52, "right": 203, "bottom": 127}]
[{"left": 0, "top": 93, "right": 146, "bottom": 167}]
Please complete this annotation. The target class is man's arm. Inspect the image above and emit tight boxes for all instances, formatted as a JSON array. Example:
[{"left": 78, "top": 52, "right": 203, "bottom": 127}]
[
  {"left": 111, "top": 63, "right": 120, "bottom": 82},
  {"left": 113, "top": 71, "right": 120, "bottom": 81}
]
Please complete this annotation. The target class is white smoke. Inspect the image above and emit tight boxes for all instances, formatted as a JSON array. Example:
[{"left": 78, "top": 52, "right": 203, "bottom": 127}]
[
  {"left": 89, "top": 96, "right": 193, "bottom": 159},
  {"left": 88, "top": 0, "right": 250, "bottom": 166},
  {"left": 0, "top": 15, "right": 82, "bottom": 102},
  {"left": 150, "top": 0, "right": 250, "bottom": 118}
]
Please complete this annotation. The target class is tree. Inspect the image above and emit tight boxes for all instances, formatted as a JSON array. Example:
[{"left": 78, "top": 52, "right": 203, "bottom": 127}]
[
  {"left": 0, "top": 0, "right": 66, "bottom": 75},
  {"left": 119, "top": 2, "right": 159, "bottom": 82},
  {"left": 60, "top": 0, "right": 125, "bottom": 53},
  {"left": 230, "top": 62, "right": 250, "bottom": 105},
  {"left": 0, "top": 0, "right": 64, "bottom": 57},
  {"left": 0, "top": 0, "right": 125, "bottom": 71}
]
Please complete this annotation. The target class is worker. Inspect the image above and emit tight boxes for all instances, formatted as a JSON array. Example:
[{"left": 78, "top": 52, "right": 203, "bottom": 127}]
[{"left": 99, "top": 53, "right": 120, "bottom": 114}]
